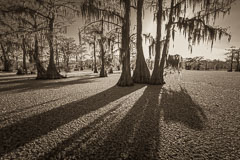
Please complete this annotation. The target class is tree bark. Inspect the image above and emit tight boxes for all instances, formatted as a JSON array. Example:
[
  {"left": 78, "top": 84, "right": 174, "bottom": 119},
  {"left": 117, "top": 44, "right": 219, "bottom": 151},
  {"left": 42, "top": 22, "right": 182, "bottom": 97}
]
[
  {"left": 108, "top": 42, "right": 114, "bottom": 74},
  {"left": 93, "top": 37, "right": 98, "bottom": 73},
  {"left": 99, "top": 39, "right": 107, "bottom": 77},
  {"left": 66, "top": 42, "right": 70, "bottom": 72},
  {"left": 0, "top": 42, "right": 11, "bottom": 72},
  {"left": 150, "top": 0, "right": 163, "bottom": 84},
  {"left": 133, "top": 0, "right": 150, "bottom": 84},
  {"left": 229, "top": 51, "right": 234, "bottom": 72},
  {"left": 80, "top": 45, "right": 83, "bottom": 71},
  {"left": 236, "top": 52, "right": 240, "bottom": 72},
  {"left": 33, "top": 34, "right": 47, "bottom": 79},
  {"left": 22, "top": 37, "right": 28, "bottom": 74},
  {"left": 117, "top": 0, "right": 133, "bottom": 86},
  {"left": 158, "top": 0, "right": 174, "bottom": 84},
  {"left": 46, "top": 15, "right": 63, "bottom": 79},
  {"left": 55, "top": 40, "right": 60, "bottom": 72}
]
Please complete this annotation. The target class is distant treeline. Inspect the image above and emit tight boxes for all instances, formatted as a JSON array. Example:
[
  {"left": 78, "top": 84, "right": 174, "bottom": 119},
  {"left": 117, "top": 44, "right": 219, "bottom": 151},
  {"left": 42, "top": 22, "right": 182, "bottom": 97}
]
[{"left": 183, "top": 57, "right": 240, "bottom": 71}]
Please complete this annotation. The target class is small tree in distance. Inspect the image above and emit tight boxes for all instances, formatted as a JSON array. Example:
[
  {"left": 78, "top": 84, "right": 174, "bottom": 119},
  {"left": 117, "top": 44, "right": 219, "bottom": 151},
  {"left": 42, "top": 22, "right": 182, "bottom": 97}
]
[{"left": 225, "top": 46, "right": 240, "bottom": 72}]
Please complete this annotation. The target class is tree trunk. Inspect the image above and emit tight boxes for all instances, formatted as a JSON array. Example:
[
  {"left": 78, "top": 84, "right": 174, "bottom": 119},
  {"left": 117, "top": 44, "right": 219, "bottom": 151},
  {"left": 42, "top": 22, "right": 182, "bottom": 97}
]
[
  {"left": 55, "top": 40, "right": 60, "bottom": 72},
  {"left": 46, "top": 16, "right": 63, "bottom": 79},
  {"left": 32, "top": 16, "right": 46, "bottom": 79},
  {"left": 16, "top": 56, "right": 18, "bottom": 70},
  {"left": 158, "top": 0, "right": 174, "bottom": 84},
  {"left": 236, "top": 52, "right": 240, "bottom": 72},
  {"left": 100, "top": 40, "right": 107, "bottom": 77},
  {"left": 93, "top": 39, "right": 98, "bottom": 73},
  {"left": 66, "top": 42, "right": 70, "bottom": 72},
  {"left": 133, "top": 0, "right": 150, "bottom": 84},
  {"left": 117, "top": 0, "right": 133, "bottom": 86},
  {"left": 108, "top": 43, "right": 114, "bottom": 74},
  {"left": 0, "top": 42, "right": 11, "bottom": 72},
  {"left": 150, "top": 0, "right": 163, "bottom": 84},
  {"left": 22, "top": 37, "right": 28, "bottom": 74},
  {"left": 229, "top": 51, "right": 234, "bottom": 72},
  {"left": 80, "top": 51, "right": 83, "bottom": 70},
  {"left": 66, "top": 56, "right": 69, "bottom": 71},
  {"left": 33, "top": 34, "right": 47, "bottom": 79}
]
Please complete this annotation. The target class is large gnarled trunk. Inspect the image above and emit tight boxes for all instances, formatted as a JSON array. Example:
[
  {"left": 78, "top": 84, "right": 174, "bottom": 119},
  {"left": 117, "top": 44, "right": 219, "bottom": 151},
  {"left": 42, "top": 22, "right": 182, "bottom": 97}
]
[
  {"left": 46, "top": 15, "right": 63, "bottom": 79},
  {"left": 150, "top": 0, "right": 163, "bottom": 84},
  {"left": 117, "top": 0, "right": 133, "bottom": 86},
  {"left": 99, "top": 39, "right": 107, "bottom": 77},
  {"left": 133, "top": 0, "right": 150, "bottom": 83}
]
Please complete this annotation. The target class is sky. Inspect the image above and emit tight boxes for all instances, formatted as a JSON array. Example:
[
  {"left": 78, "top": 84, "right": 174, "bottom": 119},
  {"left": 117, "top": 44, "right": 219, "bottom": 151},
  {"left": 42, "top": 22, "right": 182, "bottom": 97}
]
[{"left": 66, "top": 0, "right": 240, "bottom": 61}]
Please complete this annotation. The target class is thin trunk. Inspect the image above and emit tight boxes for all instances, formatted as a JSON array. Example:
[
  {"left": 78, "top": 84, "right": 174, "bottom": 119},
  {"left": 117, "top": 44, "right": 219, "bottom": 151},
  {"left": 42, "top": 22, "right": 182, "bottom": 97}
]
[
  {"left": 92, "top": 58, "right": 93, "bottom": 71},
  {"left": 236, "top": 52, "right": 240, "bottom": 71},
  {"left": 22, "top": 37, "right": 28, "bottom": 74},
  {"left": 99, "top": 18, "right": 106, "bottom": 77},
  {"left": 46, "top": 15, "right": 63, "bottom": 79},
  {"left": 150, "top": 0, "right": 163, "bottom": 84},
  {"left": 78, "top": 29, "right": 83, "bottom": 71},
  {"left": 118, "top": 32, "right": 121, "bottom": 69},
  {"left": 109, "top": 43, "right": 114, "bottom": 73},
  {"left": 159, "top": 0, "right": 174, "bottom": 84},
  {"left": 111, "top": 44, "right": 114, "bottom": 62},
  {"left": 66, "top": 42, "right": 70, "bottom": 72},
  {"left": 93, "top": 38, "right": 98, "bottom": 73},
  {"left": 0, "top": 42, "right": 11, "bottom": 72},
  {"left": 117, "top": 0, "right": 133, "bottom": 86},
  {"left": 229, "top": 51, "right": 233, "bottom": 72},
  {"left": 80, "top": 52, "right": 83, "bottom": 70},
  {"left": 66, "top": 56, "right": 69, "bottom": 71},
  {"left": 33, "top": 34, "right": 47, "bottom": 79},
  {"left": 133, "top": 0, "right": 150, "bottom": 84},
  {"left": 16, "top": 56, "right": 18, "bottom": 70}
]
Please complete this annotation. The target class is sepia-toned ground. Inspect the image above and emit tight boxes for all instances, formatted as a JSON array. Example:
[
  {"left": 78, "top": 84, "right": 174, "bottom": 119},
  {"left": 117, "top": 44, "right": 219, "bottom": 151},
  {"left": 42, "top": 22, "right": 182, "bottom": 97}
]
[{"left": 0, "top": 70, "right": 239, "bottom": 160}]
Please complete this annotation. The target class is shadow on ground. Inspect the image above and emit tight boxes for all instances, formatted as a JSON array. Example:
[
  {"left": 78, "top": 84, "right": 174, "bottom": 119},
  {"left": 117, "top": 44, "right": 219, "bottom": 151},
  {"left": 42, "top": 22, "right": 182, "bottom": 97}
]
[
  {"left": 0, "top": 75, "right": 99, "bottom": 93},
  {"left": 0, "top": 84, "right": 145, "bottom": 157},
  {"left": 0, "top": 98, "right": 63, "bottom": 122},
  {"left": 161, "top": 86, "right": 207, "bottom": 130},
  {"left": 40, "top": 85, "right": 163, "bottom": 159},
  {"left": 40, "top": 85, "right": 207, "bottom": 159},
  {"left": 0, "top": 84, "right": 207, "bottom": 159}
]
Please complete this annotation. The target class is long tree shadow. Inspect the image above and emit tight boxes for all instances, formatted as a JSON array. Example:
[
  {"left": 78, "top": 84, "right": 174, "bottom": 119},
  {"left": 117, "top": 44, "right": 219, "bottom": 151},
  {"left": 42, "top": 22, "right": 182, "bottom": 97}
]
[
  {"left": 0, "top": 75, "right": 99, "bottom": 93},
  {"left": 161, "top": 86, "right": 207, "bottom": 130},
  {"left": 0, "top": 98, "right": 63, "bottom": 122},
  {"left": 42, "top": 85, "right": 163, "bottom": 159},
  {"left": 39, "top": 99, "right": 125, "bottom": 159},
  {"left": 0, "top": 84, "right": 145, "bottom": 157},
  {"left": 128, "top": 85, "right": 163, "bottom": 159}
]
